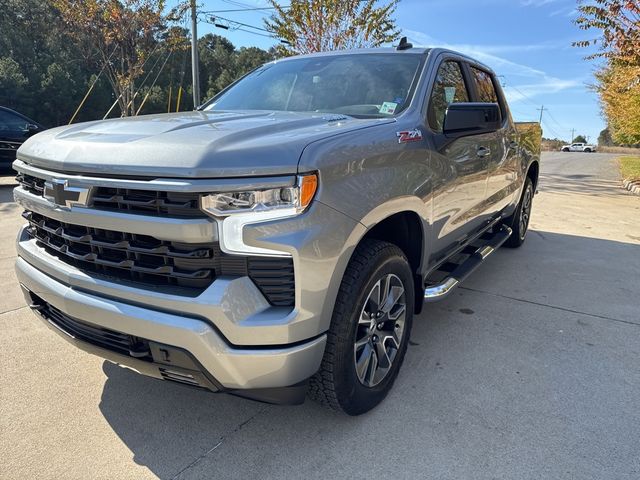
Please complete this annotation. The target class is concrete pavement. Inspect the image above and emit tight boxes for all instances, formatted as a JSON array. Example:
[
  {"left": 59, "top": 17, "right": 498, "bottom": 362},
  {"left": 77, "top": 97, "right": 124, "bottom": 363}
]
[{"left": 1, "top": 152, "right": 639, "bottom": 479}]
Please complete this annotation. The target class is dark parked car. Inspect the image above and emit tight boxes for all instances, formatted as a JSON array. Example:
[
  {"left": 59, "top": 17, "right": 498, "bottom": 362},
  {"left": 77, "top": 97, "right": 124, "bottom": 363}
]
[{"left": 0, "top": 107, "right": 44, "bottom": 168}]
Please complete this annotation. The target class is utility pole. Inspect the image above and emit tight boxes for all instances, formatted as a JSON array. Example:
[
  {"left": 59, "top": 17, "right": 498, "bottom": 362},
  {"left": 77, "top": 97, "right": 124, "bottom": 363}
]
[
  {"left": 570, "top": 128, "right": 575, "bottom": 142},
  {"left": 190, "top": 0, "right": 200, "bottom": 108},
  {"left": 537, "top": 105, "right": 545, "bottom": 124}
]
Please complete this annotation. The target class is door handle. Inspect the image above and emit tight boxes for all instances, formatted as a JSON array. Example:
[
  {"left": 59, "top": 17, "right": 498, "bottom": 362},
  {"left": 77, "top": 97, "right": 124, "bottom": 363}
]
[{"left": 476, "top": 146, "right": 491, "bottom": 158}]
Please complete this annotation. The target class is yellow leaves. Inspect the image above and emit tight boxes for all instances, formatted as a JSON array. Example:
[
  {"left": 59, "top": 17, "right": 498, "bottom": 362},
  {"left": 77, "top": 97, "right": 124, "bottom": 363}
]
[
  {"left": 264, "top": 0, "right": 400, "bottom": 54},
  {"left": 576, "top": 1, "right": 640, "bottom": 143},
  {"left": 597, "top": 63, "right": 640, "bottom": 144}
]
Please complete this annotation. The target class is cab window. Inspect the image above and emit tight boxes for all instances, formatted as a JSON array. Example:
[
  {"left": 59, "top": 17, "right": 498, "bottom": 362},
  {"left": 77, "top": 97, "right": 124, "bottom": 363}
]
[
  {"left": 470, "top": 66, "right": 498, "bottom": 103},
  {"left": 428, "top": 61, "right": 470, "bottom": 133}
]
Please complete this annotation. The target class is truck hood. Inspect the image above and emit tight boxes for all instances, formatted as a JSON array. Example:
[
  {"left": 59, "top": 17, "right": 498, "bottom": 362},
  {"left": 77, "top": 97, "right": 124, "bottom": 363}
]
[{"left": 17, "top": 110, "right": 392, "bottom": 178}]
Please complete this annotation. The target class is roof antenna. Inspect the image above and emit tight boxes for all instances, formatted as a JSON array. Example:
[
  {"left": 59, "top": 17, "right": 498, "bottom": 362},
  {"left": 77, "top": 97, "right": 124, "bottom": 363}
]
[{"left": 396, "top": 36, "right": 413, "bottom": 51}]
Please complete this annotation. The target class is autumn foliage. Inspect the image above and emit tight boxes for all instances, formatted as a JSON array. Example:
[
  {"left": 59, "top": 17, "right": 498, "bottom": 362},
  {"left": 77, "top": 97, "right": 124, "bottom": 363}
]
[
  {"left": 574, "top": 0, "right": 640, "bottom": 144},
  {"left": 264, "top": 0, "right": 400, "bottom": 55},
  {"left": 595, "top": 64, "right": 640, "bottom": 144},
  {"left": 51, "top": 0, "right": 183, "bottom": 116}
]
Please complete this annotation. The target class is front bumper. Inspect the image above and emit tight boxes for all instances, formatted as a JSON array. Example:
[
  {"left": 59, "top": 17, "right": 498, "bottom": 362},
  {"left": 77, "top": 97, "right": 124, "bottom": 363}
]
[{"left": 17, "top": 256, "right": 326, "bottom": 398}]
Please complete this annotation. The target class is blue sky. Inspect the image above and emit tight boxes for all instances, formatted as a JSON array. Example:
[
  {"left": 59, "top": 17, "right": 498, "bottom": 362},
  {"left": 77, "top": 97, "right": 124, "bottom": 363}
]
[{"left": 186, "top": 0, "right": 604, "bottom": 142}]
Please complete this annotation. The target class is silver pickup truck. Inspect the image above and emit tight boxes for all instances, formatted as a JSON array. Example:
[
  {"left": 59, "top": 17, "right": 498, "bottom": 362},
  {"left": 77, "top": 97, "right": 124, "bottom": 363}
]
[{"left": 13, "top": 43, "right": 541, "bottom": 415}]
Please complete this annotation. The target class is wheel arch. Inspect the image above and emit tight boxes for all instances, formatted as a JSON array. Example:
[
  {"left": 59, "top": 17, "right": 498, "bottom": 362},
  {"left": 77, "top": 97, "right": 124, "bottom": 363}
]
[
  {"left": 359, "top": 210, "right": 426, "bottom": 315},
  {"left": 527, "top": 160, "right": 540, "bottom": 190}
]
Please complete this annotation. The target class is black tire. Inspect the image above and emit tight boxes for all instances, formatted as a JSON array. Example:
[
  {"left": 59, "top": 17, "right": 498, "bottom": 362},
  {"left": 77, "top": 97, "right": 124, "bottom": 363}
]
[
  {"left": 584, "top": 148, "right": 591, "bottom": 153},
  {"left": 562, "top": 148, "right": 569, "bottom": 152},
  {"left": 308, "top": 239, "right": 414, "bottom": 415},
  {"left": 504, "top": 177, "right": 534, "bottom": 248}
]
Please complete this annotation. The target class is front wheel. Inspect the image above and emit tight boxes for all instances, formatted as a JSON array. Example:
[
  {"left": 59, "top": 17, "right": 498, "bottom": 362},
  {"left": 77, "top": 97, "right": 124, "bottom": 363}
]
[
  {"left": 562, "top": 148, "right": 570, "bottom": 152},
  {"left": 504, "top": 177, "right": 534, "bottom": 248},
  {"left": 308, "top": 239, "right": 414, "bottom": 415}
]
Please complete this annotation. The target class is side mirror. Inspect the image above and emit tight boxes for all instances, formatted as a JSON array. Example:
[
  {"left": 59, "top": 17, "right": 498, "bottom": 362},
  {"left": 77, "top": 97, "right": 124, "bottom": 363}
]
[{"left": 443, "top": 103, "right": 501, "bottom": 138}]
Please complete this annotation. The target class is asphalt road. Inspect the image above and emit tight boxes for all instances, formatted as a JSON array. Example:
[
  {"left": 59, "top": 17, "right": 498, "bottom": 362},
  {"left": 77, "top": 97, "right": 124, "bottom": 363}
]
[{"left": 1, "top": 152, "right": 639, "bottom": 479}]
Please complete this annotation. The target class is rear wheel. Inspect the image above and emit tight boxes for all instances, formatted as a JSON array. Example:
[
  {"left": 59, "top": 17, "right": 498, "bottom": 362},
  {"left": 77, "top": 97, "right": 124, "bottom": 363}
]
[
  {"left": 308, "top": 239, "right": 414, "bottom": 415},
  {"left": 504, "top": 177, "right": 534, "bottom": 248}
]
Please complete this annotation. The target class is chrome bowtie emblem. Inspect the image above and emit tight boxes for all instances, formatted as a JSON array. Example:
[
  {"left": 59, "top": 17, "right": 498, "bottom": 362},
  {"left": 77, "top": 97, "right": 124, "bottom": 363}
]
[{"left": 43, "top": 179, "right": 91, "bottom": 208}]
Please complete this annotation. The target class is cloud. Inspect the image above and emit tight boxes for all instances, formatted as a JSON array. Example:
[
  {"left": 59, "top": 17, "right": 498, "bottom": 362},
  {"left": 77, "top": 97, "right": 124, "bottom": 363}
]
[
  {"left": 403, "top": 29, "right": 582, "bottom": 104},
  {"left": 503, "top": 79, "right": 582, "bottom": 104},
  {"left": 549, "top": 6, "right": 578, "bottom": 17},
  {"left": 520, "top": 0, "right": 562, "bottom": 6}
]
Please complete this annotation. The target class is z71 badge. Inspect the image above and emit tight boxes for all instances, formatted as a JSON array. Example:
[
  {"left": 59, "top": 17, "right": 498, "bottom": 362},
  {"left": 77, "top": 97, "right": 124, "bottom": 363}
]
[{"left": 396, "top": 129, "right": 423, "bottom": 143}]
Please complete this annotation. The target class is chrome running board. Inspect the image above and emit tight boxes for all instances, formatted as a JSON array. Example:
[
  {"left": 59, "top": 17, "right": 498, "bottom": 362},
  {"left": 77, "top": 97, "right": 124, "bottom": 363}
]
[{"left": 424, "top": 224, "right": 512, "bottom": 302}]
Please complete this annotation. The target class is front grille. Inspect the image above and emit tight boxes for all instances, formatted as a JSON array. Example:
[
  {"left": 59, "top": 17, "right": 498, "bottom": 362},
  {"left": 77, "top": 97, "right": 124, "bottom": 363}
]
[
  {"left": 39, "top": 300, "right": 152, "bottom": 360},
  {"left": 23, "top": 211, "right": 296, "bottom": 306},
  {"left": 24, "top": 211, "right": 215, "bottom": 290},
  {"left": 16, "top": 173, "right": 204, "bottom": 218}
]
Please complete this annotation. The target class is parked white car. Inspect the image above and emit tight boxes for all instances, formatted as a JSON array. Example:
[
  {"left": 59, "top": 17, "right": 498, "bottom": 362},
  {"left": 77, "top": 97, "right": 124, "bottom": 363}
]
[{"left": 561, "top": 143, "right": 596, "bottom": 152}]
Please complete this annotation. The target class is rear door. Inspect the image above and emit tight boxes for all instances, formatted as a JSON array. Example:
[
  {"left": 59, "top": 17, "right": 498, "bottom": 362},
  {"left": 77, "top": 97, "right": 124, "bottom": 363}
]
[
  {"left": 466, "top": 64, "right": 519, "bottom": 215},
  {"left": 426, "top": 57, "right": 491, "bottom": 263}
]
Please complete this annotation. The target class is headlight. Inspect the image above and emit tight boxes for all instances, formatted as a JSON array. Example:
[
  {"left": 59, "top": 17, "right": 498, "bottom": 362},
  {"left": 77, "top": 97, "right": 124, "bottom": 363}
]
[
  {"left": 200, "top": 173, "right": 318, "bottom": 257},
  {"left": 201, "top": 173, "right": 317, "bottom": 216}
]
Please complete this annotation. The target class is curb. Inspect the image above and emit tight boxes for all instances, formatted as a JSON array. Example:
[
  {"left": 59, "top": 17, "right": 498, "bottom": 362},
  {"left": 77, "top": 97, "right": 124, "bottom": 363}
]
[
  {"left": 0, "top": 180, "right": 17, "bottom": 188},
  {"left": 622, "top": 179, "right": 640, "bottom": 195},
  {"left": 0, "top": 173, "right": 17, "bottom": 188}
]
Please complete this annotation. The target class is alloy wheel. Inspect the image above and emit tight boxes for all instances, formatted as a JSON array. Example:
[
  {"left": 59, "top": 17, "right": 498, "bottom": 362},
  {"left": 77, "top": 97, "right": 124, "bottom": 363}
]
[
  {"left": 353, "top": 273, "right": 407, "bottom": 387},
  {"left": 519, "top": 184, "right": 533, "bottom": 240}
]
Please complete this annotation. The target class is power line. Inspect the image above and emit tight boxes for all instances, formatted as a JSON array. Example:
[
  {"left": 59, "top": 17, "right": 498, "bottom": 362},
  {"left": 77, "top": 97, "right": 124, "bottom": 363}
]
[
  {"left": 204, "top": 14, "right": 272, "bottom": 33},
  {"left": 502, "top": 78, "right": 540, "bottom": 108},
  {"left": 202, "top": 13, "right": 290, "bottom": 43},
  {"left": 541, "top": 119, "right": 564, "bottom": 139},
  {"left": 544, "top": 108, "right": 570, "bottom": 134},
  {"left": 202, "top": 6, "right": 289, "bottom": 13},
  {"left": 510, "top": 112, "right": 537, "bottom": 122},
  {"left": 222, "top": 0, "right": 263, "bottom": 7},
  {"left": 234, "top": 27, "right": 276, "bottom": 38},
  {"left": 503, "top": 76, "right": 573, "bottom": 140},
  {"left": 507, "top": 87, "right": 539, "bottom": 108}
]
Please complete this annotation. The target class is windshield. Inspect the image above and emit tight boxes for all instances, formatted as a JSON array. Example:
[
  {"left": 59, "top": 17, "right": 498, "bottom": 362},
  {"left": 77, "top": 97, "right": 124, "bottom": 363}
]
[{"left": 203, "top": 54, "right": 423, "bottom": 118}]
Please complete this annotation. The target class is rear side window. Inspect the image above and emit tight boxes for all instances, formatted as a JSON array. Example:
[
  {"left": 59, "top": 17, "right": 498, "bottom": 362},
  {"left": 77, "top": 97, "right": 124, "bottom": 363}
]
[
  {"left": 470, "top": 67, "right": 499, "bottom": 103},
  {"left": 428, "top": 61, "right": 470, "bottom": 132}
]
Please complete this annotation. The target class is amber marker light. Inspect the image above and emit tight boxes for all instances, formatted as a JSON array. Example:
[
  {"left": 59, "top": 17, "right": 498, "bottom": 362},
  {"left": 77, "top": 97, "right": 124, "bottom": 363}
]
[{"left": 299, "top": 173, "right": 318, "bottom": 211}]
